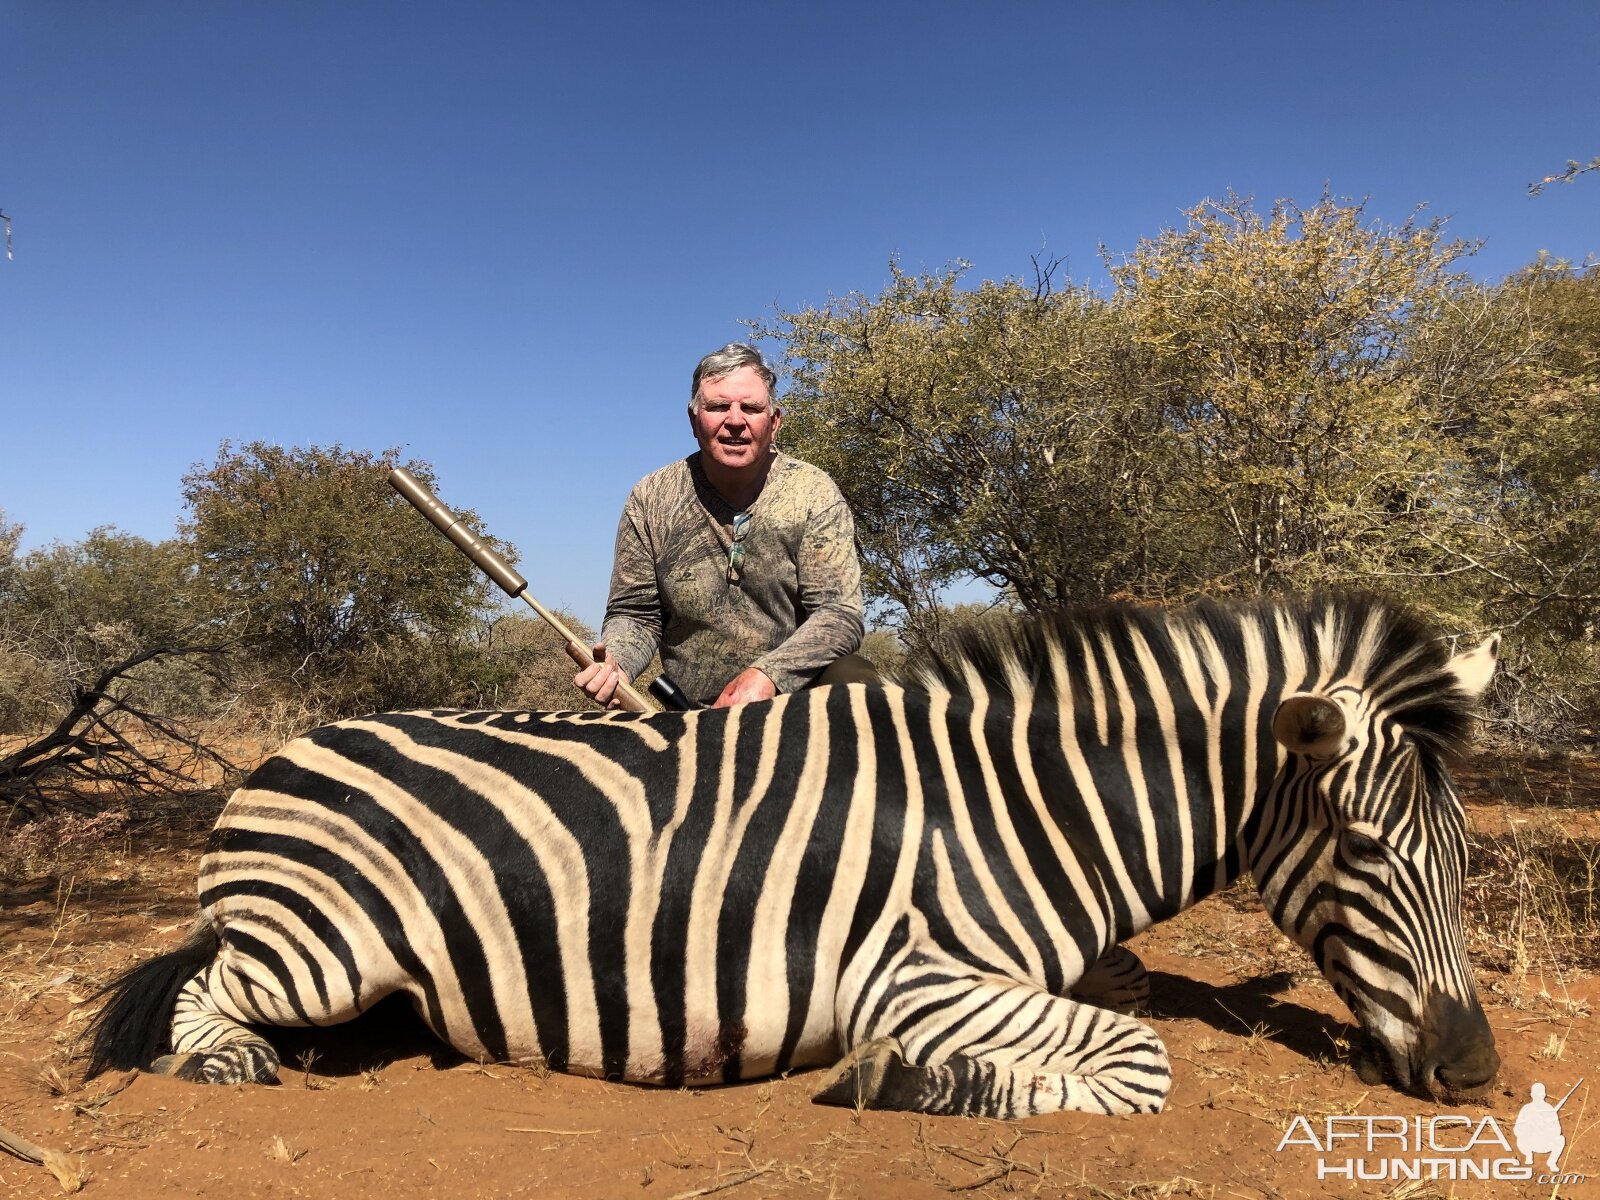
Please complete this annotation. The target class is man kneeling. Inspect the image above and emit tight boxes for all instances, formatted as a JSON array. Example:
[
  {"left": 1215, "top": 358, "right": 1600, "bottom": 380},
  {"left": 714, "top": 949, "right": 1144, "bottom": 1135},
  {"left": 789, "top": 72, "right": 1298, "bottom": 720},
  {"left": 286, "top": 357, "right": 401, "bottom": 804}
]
[{"left": 576, "top": 343, "right": 875, "bottom": 709}]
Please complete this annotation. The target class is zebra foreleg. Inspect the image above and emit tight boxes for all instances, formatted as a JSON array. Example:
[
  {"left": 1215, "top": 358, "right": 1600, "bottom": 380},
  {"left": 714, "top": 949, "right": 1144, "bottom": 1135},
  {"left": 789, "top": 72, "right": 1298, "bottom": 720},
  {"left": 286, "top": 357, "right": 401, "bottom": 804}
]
[
  {"left": 816, "top": 976, "right": 1170, "bottom": 1118},
  {"left": 1069, "top": 945, "right": 1150, "bottom": 1014}
]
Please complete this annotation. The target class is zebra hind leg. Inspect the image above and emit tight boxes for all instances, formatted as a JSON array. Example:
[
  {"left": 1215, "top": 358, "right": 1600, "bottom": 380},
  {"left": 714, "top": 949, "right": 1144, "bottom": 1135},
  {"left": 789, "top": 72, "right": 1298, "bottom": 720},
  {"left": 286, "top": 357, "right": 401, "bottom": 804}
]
[
  {"left": 84, "top": 919, "right": 280, "bottom": 1086},
  {"left": 152, "top": 963, "right": 282, "bottom": 1084},
  {"left": 1069, "top": 945, "right": 1150, "bottom": 1015},
  {"left": 816, "top": 972, "right": 1170, "bottom": 1119}
]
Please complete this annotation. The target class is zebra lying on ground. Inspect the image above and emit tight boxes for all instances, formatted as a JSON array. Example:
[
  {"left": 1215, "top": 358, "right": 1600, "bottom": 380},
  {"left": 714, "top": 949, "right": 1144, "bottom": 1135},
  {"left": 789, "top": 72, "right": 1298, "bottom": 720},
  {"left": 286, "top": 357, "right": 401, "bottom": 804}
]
[{"left": 86, "top": 592, "right": 1501, "bottom": 1118}]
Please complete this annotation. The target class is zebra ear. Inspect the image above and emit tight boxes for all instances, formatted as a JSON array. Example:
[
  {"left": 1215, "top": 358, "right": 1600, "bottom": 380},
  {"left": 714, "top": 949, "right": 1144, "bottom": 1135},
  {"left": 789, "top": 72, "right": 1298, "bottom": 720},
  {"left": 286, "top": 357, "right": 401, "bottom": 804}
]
[
  {"left": 1445, "top": 635, "right": 1500, "bottom": 699},
  {"left": 1272, "top": 694, "right": 1348, "bottom": 760}
]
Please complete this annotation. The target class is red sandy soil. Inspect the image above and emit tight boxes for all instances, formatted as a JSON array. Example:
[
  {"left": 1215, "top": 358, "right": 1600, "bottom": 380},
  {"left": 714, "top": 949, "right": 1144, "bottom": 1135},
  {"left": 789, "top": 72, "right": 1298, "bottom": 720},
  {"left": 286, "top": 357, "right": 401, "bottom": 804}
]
[{"left": 2, "top": 755, "right": 1596, "bottom": 1200}]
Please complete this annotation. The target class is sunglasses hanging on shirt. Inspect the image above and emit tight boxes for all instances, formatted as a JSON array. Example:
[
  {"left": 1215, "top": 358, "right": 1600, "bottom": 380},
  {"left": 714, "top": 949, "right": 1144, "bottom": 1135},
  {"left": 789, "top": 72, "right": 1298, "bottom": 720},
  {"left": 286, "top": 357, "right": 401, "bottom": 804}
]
[{"left": 728, "top": 511, "right": 751, "bottom": 584}]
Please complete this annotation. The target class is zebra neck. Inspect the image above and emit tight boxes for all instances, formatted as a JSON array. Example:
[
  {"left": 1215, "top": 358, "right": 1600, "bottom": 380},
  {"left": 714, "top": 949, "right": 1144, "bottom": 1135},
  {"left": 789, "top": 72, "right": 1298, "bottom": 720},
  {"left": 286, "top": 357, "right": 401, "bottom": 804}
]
[{"left": 935, "top": 691, "right": 1275, "bottom": 947}]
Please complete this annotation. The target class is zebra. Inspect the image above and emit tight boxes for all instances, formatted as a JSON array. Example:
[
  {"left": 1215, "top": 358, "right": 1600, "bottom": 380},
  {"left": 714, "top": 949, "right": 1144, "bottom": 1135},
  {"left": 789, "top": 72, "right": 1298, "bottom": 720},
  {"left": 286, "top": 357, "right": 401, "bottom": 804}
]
[{"left": 85, "top": 592, "right": 1501, "bottom": 1119}]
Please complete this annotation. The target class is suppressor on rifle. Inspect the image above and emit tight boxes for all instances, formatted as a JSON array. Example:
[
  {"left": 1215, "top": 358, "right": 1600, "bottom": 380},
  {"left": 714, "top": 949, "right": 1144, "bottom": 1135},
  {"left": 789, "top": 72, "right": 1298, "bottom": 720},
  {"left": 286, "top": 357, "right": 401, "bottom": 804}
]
[
  {"left": 387, "top": 468, "right": 697, "bottom": 713},
  {"left": 388, "top": 468, "right": 528, "bottom": 598}
]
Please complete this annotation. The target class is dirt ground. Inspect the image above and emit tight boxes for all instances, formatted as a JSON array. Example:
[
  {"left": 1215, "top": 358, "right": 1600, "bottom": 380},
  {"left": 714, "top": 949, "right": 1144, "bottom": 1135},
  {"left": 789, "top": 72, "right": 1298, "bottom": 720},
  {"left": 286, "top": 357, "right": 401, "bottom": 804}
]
[{"left": 2, "top": 756, "right": 1596, "bottom": 1200}]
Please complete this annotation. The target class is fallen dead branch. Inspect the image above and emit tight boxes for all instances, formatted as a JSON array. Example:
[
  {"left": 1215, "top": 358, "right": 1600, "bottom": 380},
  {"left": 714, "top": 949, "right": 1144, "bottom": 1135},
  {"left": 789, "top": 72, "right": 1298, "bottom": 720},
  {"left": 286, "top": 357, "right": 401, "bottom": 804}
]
[
  {"left": 505, "top": 1126, "right": 601, "bottom": 1135},
  {"left": 667, "top": 1162, "right": 776, "bottom": 1199},
  {"left": 0, "top": 1123, "right": 84, "bottom": 1194},
  {"left": 0, "top": 645, "right": 237, "bottom": 819}
]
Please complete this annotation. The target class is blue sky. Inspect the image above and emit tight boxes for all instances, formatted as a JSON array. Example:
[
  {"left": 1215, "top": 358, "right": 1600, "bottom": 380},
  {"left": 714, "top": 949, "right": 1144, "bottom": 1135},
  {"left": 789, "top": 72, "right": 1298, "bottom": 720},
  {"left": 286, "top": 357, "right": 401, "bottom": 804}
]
[{"left": 3, "top": 3, "right": 1596, "bottom": 627}]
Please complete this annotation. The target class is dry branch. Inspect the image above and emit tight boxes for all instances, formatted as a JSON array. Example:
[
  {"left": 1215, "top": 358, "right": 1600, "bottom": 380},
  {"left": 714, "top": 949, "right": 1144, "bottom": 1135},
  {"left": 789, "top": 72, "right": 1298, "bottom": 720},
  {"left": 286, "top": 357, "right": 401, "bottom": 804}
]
[
  {"left": 0, "top": 1123, "right": 84, "bottom": 1193},
  {"left": 0, "top": 645, "right": 237, "bottom": 819},
  {"left": 667, "top": 1163, "right": 776, "bottom": 1200}
]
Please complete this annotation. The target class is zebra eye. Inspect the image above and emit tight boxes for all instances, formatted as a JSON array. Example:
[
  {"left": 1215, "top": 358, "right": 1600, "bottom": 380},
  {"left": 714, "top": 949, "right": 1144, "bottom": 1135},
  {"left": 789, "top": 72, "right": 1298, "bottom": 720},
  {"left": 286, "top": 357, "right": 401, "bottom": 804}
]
[{"left": 1341, "top": 830, "right": 1387, "bottom": 866}]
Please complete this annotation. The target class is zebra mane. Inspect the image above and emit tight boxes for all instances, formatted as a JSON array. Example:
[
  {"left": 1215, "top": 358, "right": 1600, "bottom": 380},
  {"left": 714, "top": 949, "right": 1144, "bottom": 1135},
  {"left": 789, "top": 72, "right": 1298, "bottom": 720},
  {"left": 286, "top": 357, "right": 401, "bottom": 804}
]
[{"left": 893, "top": 592, "right": 1482, "bottom": 762}]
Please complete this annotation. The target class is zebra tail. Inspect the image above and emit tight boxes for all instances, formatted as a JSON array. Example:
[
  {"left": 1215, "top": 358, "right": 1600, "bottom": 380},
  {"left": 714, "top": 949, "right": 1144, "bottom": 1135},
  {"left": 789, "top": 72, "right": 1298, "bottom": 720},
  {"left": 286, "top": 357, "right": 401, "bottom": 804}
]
[{"left": 83, "top": 917, "right": 218, "bottom": 1079}]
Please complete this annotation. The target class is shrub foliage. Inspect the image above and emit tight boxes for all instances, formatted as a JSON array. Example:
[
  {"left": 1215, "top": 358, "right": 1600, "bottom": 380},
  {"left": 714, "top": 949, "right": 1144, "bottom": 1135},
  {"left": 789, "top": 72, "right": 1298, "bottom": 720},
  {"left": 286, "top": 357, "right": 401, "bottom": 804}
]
[
  {"left": 760, "top": 194, "right": 1599, "bottom": 742},
  {"left": 180, "top": 442, "right": 511, "bottom": 717}
]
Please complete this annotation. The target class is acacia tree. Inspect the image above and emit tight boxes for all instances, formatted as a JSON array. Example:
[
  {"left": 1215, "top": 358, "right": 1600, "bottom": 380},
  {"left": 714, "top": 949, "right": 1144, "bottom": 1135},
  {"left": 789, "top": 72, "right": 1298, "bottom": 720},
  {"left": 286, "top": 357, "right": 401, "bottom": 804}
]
[
  {"left": 1529, "top": 155, "right": 1600, "bottom": 195},
  {"left": 0, "top": 509, "right": 19, "bottom": 594},
  {"left": 0, "top": 518, "right": 240, "bottom": 816},
  {"left": 1109, "top": 191, "right": 1540, "bottom": 598},
  {"left": 181, "top": 442, "right": 507, "bottom": 716},
  {"left": 761, "top": 194, "right": 1560, "bottom": 666},
  {"left": 0, "top": 510, "right": 38, "bottom": 731},
  {"left": 6, "top": 529, "right": 198, "bottom": 662},
  {"left": 1434, "top": 263, "right": 1600, "bottom": 733},
  {"left": 757, "top": 261, "right": 1178, "bottom": 640},
  {"left": 0, "top": 526, "right": 212, "bottom": 732}
]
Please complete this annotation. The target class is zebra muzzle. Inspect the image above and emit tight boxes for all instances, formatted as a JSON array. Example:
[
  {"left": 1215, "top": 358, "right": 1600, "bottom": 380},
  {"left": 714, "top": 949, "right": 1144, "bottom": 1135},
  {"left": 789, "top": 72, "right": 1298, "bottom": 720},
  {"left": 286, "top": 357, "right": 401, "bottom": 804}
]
[
  {"left": 1350, "top": 1033, "right": 1389, "bottom": 1087},
  {"left": 1414, "top": 991, "right": 1499, "bottom": 1098}
]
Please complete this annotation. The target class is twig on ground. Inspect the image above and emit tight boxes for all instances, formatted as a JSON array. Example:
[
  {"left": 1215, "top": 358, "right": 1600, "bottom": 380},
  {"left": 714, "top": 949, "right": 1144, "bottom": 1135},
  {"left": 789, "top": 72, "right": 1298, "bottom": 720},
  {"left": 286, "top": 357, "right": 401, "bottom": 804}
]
[
  {"left": 0, "top": 1123, "right": 85, "bottom": 1193},
  {"left": 504, "top": 1126, "right": 601, "bottom": 1135},
  {"left": 667, "top": 1162, "right": 776, "bottom": 1199}
]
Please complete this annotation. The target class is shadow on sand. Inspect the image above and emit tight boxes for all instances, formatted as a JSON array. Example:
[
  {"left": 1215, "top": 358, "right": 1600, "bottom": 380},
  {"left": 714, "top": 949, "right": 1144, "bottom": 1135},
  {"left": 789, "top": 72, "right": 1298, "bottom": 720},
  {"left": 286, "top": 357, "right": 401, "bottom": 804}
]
[
  {"left": 267, "top": 994, "right": 468, "bottom": 1078},
  {"left": 1146, "top": 968, "right": 1352, "bottom": 1065},
  {"left": 265, "top": 970, "right": 1355, "bottom": 1084}
]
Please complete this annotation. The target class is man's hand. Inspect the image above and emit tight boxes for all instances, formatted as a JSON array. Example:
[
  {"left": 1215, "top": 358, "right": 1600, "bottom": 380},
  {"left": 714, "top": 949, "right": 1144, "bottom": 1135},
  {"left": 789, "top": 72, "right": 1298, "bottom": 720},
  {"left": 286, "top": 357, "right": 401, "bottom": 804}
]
[
  {"left": 574, "top": 643, "right": 630, "bottom": 709},
  {"left": 713, "top": 667, "right": 777, "bottom": 709}
]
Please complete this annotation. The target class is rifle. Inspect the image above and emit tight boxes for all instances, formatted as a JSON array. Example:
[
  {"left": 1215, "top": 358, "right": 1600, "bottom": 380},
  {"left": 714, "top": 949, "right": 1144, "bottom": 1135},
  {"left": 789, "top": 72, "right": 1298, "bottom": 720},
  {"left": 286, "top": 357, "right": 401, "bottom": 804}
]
[
  {"left": 1553, "top": 1077, "right": 1585, "bottom": 1111},
  {"left": 387, "top": 468, "right": 695, "bottom": 713}
]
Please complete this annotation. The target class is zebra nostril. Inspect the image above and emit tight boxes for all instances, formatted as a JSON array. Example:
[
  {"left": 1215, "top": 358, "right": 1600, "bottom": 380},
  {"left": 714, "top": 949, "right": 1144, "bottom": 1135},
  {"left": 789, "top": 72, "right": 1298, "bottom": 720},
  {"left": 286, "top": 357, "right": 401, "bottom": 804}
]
[
  {"left": 1422, "top": 1041, "right": 1499, "bottom": 1097},
  {"left": 1418, "top": 993, "right": 1500, "bottom": 1095}
]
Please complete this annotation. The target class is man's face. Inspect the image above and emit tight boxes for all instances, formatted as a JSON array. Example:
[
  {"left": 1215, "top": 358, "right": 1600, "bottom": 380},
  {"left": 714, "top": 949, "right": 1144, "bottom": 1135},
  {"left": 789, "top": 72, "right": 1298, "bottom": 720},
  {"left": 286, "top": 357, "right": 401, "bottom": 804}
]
[{"left": 689, "top": 365, "right": 782, "bottom": 473}]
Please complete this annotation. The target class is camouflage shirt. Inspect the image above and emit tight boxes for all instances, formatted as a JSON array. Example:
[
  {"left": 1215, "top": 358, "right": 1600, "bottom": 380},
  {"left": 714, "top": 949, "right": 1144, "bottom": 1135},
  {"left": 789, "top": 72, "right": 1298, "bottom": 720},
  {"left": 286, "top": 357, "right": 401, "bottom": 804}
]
[{"left": 599, "top": 451, "right": 865, "bottom": 705}]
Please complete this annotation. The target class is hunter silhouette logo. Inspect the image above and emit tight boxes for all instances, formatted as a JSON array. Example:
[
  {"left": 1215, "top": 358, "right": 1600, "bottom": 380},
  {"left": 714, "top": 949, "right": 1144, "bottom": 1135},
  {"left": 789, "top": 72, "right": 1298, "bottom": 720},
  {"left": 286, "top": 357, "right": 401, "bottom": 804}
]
[{"left": 1515, "top": 1078, "right": 1582, "bottom": 1172}]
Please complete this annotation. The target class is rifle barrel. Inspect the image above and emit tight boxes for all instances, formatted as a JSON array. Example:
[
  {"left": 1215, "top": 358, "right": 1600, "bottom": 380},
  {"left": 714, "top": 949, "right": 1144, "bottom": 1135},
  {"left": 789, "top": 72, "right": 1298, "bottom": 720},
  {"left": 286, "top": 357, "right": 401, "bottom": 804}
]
[
  {"left": 1553, "top": 1077, "right": 1585, "bottom": 1111},
  {"left": 387, "top": 467, "right": 668, "bottom": 714}
]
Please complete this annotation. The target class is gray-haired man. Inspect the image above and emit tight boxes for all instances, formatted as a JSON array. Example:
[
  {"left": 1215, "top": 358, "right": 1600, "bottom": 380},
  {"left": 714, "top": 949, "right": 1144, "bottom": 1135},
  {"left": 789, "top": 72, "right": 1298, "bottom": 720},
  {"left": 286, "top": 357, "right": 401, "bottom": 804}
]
[{"left": 576, "top": 343, "right": 872, "bottom": 709}]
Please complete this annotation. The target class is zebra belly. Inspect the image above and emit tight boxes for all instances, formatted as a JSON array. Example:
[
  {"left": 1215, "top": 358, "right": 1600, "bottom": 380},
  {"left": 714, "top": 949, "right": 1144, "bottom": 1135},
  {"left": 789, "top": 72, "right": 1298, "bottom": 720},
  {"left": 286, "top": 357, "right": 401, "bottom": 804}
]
[
  {"left": 198, "top": 799, "right": 858, "bottom": 1084},
  {"left": 198, "top": 700, "right": 891, "bottom": 1085},
  {"left": 199, "top": 855, "right": 847, "bottom": 1084}
]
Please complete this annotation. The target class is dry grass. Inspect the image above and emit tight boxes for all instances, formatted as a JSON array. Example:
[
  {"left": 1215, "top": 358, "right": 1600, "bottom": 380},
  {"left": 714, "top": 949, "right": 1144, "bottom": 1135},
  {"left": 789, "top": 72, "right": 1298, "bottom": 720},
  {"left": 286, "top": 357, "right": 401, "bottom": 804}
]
[
  {"left": 1467, "top": 823, "right": 1600, "bottom": 972},
  {"left": 1462, "top": 757, "right": 1600, "bottom": 989}
]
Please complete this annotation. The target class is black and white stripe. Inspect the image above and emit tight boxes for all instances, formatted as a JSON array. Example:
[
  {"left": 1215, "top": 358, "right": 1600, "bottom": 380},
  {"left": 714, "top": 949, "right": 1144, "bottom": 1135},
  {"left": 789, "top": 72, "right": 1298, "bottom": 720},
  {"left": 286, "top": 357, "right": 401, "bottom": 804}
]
[{"left": 87, "top": 592, "right": 1500, "bottom": 1116}]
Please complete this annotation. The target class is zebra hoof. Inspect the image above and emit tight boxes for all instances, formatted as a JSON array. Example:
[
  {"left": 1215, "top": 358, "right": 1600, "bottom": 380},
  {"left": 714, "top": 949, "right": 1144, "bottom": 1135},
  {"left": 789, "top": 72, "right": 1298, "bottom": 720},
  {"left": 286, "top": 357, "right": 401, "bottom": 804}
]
[
  {"left": 150, "top": 1045, "right": 281, "bottom": 1085},
  {"left": 812, "top": 1038, "right": 907, "bottom": 1109},
  {"left": 150, "top": 1053, "right": 204, "bottom": 1078}
]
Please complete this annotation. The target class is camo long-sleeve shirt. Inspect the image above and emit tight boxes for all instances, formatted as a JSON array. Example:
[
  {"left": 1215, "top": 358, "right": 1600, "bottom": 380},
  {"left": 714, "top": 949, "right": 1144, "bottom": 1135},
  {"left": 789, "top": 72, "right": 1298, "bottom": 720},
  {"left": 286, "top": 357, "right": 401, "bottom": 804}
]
[{"left": 599, "top": 451, "right": 865, "bottom": 706}]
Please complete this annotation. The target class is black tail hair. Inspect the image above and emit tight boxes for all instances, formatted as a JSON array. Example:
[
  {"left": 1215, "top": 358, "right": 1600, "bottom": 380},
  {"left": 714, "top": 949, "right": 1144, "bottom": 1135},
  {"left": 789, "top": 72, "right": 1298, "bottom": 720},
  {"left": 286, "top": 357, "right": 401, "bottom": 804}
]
[{"left": 82, "top": 918, "right": 218, "bottom": 1079}]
